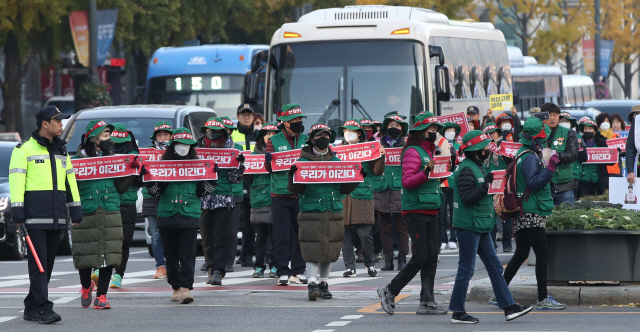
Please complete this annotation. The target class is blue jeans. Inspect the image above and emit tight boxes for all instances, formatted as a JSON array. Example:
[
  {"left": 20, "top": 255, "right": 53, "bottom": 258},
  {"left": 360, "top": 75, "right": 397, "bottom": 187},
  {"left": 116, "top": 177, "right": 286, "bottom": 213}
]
[
  {"left": 552, "top": 189, "right": 575, "bottom": 206},
  {"left": 147, "top": 216, "right": 166, "bottom": 267},
  {"left": 449, "top": 229, "right": 515, "bottom": 312}
]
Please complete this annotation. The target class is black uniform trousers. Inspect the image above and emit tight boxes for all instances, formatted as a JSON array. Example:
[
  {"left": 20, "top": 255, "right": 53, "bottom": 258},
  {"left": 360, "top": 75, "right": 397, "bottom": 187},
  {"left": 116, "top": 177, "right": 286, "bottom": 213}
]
[
  {"left": 24, "top": 228, "right": 62, "bottom": 313},
  {"left": 271, "top": 196, "right": 305, "bottom": 277},
  {"left": 200, "top": 207, "right": 234, "bottom": 275},
  {"left": 159, "top": 227, "right": 198, "bottom": 290}
]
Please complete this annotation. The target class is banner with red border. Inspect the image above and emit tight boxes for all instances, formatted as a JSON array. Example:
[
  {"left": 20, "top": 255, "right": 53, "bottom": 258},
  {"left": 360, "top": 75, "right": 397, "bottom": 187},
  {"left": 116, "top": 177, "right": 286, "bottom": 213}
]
[
  {"left": 72, "top": 155, "right": 138, "bottom": 181},
  {"left": 428, "top": 155, "right": 452, "bottom": 179},
  {"left": 196, "top": 148, "right": 240, "bottom": 168},
  {"left": 488, "top": 170, "right": 507, "bottom": 195},
  {"left": 499, "top": 142, "right": 522, "bottom": 158},
  {"left": 293, "top": 161, "right": 364, "bottom": 184},
  {"left": 584, "top": 148, "right": 619, "bottom": 164},
  {"left": 607, "top": 137, "right": 627, "bottom": 151},
  {"left": 331, "top": 141, "right": 381, "bottom": 162},
  {"left": 271, "top": 149, "right": 302, "bottom": 172},
  {"left": 142, "top": 160, "right": 218, "bottom": 182},
  {"left": 243, "top": 154, "right": 268, "bottom": 174},
  {"left": 138, "top": 148, "right": 165, "bottom": 162},
  {"left": 384, "top": 148, "right": 403, "bottom": 166}
]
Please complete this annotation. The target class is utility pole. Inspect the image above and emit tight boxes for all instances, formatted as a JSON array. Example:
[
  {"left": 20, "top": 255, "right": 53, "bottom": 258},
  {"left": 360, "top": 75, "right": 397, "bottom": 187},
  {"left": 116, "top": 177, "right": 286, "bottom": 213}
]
[
  {"left": 594, "top": 0, "right": 601, "bottom": 82},
  {"left": 89, "top": 0, "right": 99, "bottom": 83}
]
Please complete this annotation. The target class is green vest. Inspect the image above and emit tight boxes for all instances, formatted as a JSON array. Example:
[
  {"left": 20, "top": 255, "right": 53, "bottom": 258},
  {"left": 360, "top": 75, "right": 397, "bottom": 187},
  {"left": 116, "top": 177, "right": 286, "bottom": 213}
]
[
  {"left": 351, "top": 162, "right": 374, "bottom": 200},
  {"left": 250, "top": 151, "right": 272, "bottom": 209},
  {"left": 548, "top": 126, "right": 573, "bottom": 185},
  {"left": 297, "top": 155, "right": 344, "bottom": 213},
  {"left": 212, "top": 169, "right": 233, "bottom": 196},
  {"left": 515, "top": 146, "right": 554, "bottom": 216},
  {"left": 118, "top": 151, "right": 139, "bottom": 205},
  {"left": 77, "top": 178, "right": 121, "bottom": 214},
  {"left": 452, "top": 158, "right": 495, "bottom": 233},
  {"left": 400, "top": 146, "right": 442, "bottom": 211},
  {"left": 157, "top": 181, "right": 201, "bottom": 219},
  {"left": 269, "top": 132, "right": 308, "bottom": 195},
  {"left": 232, "top": 143, "right": 244, "bottom": 197},
  {"left": 373, "top": 165, "right": 402, "bottom": 192},
  {"left": 572, "top": 133, "right": 582, "bottom": 180}
]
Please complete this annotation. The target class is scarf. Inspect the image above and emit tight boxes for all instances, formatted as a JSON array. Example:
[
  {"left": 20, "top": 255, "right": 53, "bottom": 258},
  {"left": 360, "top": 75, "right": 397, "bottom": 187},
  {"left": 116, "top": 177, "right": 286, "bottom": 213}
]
[{"left": 205, "top": 137, "right": 233, "bottom": 149}]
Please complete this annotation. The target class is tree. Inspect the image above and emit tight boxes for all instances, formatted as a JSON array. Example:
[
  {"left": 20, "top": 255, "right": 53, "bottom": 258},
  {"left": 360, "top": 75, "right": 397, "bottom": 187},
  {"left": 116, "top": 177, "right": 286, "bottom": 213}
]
[
  {"left": 600, "top": 0, "right": 640, "bottom": 98},
  {"left": 0, "top": 0, "right": 72, "bottom": 133},
  {"left": 356, "top": 0, "right": 472, "bottom": 19}
]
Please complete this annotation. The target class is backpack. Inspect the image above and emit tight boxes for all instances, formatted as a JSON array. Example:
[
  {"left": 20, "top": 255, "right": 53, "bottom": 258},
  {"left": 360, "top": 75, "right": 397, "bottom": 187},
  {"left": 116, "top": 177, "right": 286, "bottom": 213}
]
[{"left": 493, "top": 150, "right": 532, "bottom": 219}]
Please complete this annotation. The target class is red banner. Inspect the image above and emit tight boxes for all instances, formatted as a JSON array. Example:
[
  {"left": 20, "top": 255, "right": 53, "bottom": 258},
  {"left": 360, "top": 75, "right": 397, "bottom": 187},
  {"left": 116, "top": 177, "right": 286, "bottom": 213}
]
[
  {"left": 331, "top": 141, "right": 382, "bottom": 162},
  {"left": 72, "top": 155, "right": 138, "bottom": 181},
  {"left": 488, "top": 170, "right": 507, "bottom": 195},
  {"left": 384, "top": 148, "right": 403, "bottom": 166},
  {"left": 293, "top": 161, "right": 364, "bottom": 184},
  {"left": 607, "top": 137, "right": 627, "bottom": 151},
  {"left": 138, "top": 148, "right": 165, "bottom": 162},
  {"left": 584, "top": 148, "right": 619, "bottom": 164},
  {"left": 143, "top": 160, "right": 217, "bottom": 182},
  {"left": 488, "top": 141, "right": 501, "bottom": 155},
  {"left": 243, "top": 154, "right": 268, "bottom": 174},
  {"left": 428, "top": 155, "right": 452, "bottom": 179},
  {"left": 499, "top": 142, "right": 522, "bottom": 158},
  {"left": 435, "top": 112, "right": 470, "bottom": 140},
  {"left": 196, "top": 148, "right": 240, "bottom": 168},
  {"left": 61, "top": 72, "right": 75, "bottom": 96},
  {"left": 271, "top": 149, "right": 302, "bottom": 172}
]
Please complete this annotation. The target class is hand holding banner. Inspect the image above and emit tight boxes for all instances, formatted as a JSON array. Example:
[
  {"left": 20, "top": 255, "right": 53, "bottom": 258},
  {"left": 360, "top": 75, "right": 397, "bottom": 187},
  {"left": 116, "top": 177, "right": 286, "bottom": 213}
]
[
  {"left": 584, "top": 148, "right": 619, "bottom": 164},
  {"left": 196, "top": 148, "right": 241, "bottom": 168},
  {"left": 243, "top": 154, "right": 268, "bottom": 174},
  {"left": 607, "top": 137, "right": 627, "bottom": 151},
  {"left": 293, "top": 161, "right": 364, "bottom": 184},
  {"left": 331, "top": 141, "right": 382, "bottom": 162},
  {"left": 271, "top": 149, "right": 302, "bottom": 172},
  {"left": 384, "top": 148, "right": 403, "bottom": 166},
  {"left": 489, "top": 94, "right": 513, "bottom": 111},
  {"left": 428, "top": 155, "right": 452, "bottom": 179},
  {"left": 143, "top": 160, "right": 218, "bottom": 182},
  {"left": 488, "top": 170, "right": 507, "bottom": 195},
  {"left": 72, "top": 155, "right": 139, "bottom": 181},
  {"left": 138, "top": 148, "right": 165, "bottom": 162},
  {"left": 499, "top": 142, "right": 522, "bottom": 158}
]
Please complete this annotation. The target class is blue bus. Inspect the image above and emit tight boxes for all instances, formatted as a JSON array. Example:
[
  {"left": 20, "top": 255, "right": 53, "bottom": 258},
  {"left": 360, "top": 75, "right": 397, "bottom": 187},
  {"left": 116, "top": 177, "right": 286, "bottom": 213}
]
[{"left": 146, "top": 44, "right": 268, "bottom": 118}]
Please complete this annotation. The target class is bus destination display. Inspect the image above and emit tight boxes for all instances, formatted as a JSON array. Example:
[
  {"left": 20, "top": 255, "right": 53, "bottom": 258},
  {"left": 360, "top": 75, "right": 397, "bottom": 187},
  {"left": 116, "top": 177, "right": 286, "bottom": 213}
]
[{"left": 165, "top": 75, "right": 235, "bottom": 92}]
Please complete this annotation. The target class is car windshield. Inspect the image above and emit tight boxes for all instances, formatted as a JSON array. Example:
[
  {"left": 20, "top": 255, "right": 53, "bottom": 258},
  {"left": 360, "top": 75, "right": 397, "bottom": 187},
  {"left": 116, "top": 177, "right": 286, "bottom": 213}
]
[
  {"left": 268, "top": 40, "right": 426, "bottom": 132},
  {"left": 64, "top": 117, "right": 174, "bottom": 154},
  {"left": 47, "top": 100, "right": 75, "bottom": 114},
  {"left": 0, "top": 146, "right": 12, "bottom": 177}
]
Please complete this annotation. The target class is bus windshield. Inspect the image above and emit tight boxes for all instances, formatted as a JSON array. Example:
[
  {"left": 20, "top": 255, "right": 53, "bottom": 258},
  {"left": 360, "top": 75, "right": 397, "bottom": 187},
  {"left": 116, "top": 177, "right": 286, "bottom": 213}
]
[
  {"left": 268, "top": 40, "right": 426, "bottom": 131},
  {"left": 147, "top": 74, "right": 244, "bottom": 118}
]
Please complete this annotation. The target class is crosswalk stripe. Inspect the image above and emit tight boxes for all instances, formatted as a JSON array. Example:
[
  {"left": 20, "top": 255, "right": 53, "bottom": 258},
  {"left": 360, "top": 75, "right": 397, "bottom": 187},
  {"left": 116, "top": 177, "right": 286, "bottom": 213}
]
[
  {"left": 0, "top": 271, "right": 76, "bottom": 280},
  {"left": 53, "top": 296, "right": 79, "bottom": 304},
  {"left": 0, "top": 317, "right": 18, "bottom": 323},
  {"left": 0, "top": 279, "right": 55, "bottom": 288}
]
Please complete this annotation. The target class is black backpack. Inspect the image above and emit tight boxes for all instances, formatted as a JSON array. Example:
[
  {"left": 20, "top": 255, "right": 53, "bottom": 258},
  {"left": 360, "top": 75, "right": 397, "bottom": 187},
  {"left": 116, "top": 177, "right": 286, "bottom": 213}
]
[{"left": 494, "top": 150, "right": 532, "bottom": 219}]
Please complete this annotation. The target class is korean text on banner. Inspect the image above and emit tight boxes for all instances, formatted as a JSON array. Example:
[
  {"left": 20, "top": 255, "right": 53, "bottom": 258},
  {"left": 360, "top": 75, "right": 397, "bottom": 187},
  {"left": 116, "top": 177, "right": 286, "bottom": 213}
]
[
  {"left": 142, "top": 160, "right": 218, "bottom": 182},
  {"left": 72, "top": 155, "right": 138, "bottom": 181},
  {"left": 196, "top": 148, "right": 240, "bottom": 168},
  {"left": 293, "top": 161, "right": 364, "bottom": 184},
  {"left": 499, "top": 142, "right": 522, "bottom": 158},
  {"left": 331, "top": 141, "right": 381, "bottom": 162},
  {"left": 271, "top": 149, "right": 302, "bottom": 172},
  {"left": 488, "top": 141, "right": 501, "bottom": 155},
  {"left": 243, "top": 154, "right": 268, "bottom": 174},
  {"left": 384, "top": 148, "right": 403, "bottom": 166},
  {"left": 488, "top": 170, "right": 507, "bottom": 195},
  {"left": 435, "top": 112, "right": 470, "bottom": 138},
  {"left": 607, "top": 137, "right": 627, "bottom": 151},
  {"left": 489, "top": 94, "right": 513, "bottom": 111},
  {"left": 96, "top": 9, "right": 118, "bottom": 65},
  {"left": 69, "top": 11, "right": 90, "bottom": 67},
  {"left": 138, "top": 148, "right": 165, "bottom": 162},
  {"left": 584, "top": 148, "right": 619, "bottom": 164},
  {"left": 428, "top": 155, "right": 452, "bottom": 179}
]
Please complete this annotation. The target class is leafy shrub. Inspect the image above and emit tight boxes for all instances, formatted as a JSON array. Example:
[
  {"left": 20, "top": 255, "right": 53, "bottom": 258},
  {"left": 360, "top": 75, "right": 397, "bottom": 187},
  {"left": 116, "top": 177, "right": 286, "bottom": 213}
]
[{"left": 547, "top": 202, "right": 640, "bottom": 230}]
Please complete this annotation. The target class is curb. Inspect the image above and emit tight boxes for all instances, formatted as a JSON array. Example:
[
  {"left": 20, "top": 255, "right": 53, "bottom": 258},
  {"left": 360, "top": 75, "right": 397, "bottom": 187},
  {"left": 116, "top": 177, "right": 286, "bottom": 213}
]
[{"left": 470, "top": 285, "right": 640, "bottom": 306}]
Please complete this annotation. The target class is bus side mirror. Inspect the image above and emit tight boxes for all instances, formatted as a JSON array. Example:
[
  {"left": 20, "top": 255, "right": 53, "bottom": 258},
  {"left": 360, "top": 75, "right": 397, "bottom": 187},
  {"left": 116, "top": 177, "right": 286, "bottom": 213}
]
[
  {"left": 429, "top": 45, "right": 445, "bottom": 65},
  {"left": 245, "top": 72, "right": 258, "bottom": 104},
  {"left": 251, "top": 50, "right": 268, "bottom": 73},
  {"left": 435, "top": 64, "right": 450, "bottom": 102}
]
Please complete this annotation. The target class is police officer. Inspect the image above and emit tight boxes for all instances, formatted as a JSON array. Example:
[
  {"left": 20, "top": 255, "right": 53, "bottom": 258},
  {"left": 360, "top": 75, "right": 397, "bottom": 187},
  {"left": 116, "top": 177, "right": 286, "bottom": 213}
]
[{"left": 9, "top": 106, "right": 82, "bottom": 324}]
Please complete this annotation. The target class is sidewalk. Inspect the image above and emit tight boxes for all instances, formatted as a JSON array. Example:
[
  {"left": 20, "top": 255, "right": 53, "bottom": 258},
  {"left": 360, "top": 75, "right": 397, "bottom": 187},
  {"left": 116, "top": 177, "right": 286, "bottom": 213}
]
[{"left": 469, "top": 266, "right": 640, "bottom": 305}]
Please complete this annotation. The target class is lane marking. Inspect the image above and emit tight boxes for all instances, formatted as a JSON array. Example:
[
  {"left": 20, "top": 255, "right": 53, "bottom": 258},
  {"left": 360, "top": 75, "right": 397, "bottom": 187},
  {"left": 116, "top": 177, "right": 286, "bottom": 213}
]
[
  {"left": 340, "top": 315, "right": 363, "bottom": 320},
  {"left": 53, "top": 296, "right": 78, "bottom": 304},
  {"left": 0, "top": 271, "right": 76, "bottom": 280},
  {"left": 312, "top": 330, "right": 334, "bottom": 332},
  {"left": 0, "top": 317, "right": 18, "bottom": 323},
  {"left": 358, "top": 294, "right": 410, "bottom": 313},
  {"left": 0, "top": 279, "right": 56, "bottom": 288},
  {"left": 325, "top": 321, "right": 350, "bottom": 327}
]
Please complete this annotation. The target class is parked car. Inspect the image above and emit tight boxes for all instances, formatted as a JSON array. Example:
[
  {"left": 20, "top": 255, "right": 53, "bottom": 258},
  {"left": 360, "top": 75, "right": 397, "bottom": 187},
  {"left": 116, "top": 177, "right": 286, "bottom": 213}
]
[
  {"left": 44, "top": 96, "right": 75, "bottom": 129},
  {"left": 562, "top": 109, "right": 602, "bottom": 122},
  {"left": 583, "top": 100, "right": 640, "bottom": 122},
  {"left": 0, "top": 142, "right": 26, "bottom": 260},
  {"left": 0, "top": 132, "right": 22, "bottom": 142},
  {"left": 61, "top": 105, "right": 219, "bottom": 255}
]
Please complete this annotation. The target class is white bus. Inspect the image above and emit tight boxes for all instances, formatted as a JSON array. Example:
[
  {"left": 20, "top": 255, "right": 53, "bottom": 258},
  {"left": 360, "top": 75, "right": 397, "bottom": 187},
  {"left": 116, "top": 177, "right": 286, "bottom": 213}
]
[
  {"left": 509, "top": 46, "right": 563, "bottom": 115},
  {"left": 562, "top": 75, "right": 596, "bottom": 107},
  {"left": 262, "top": 5, "right": 512, "bottom": 129}
]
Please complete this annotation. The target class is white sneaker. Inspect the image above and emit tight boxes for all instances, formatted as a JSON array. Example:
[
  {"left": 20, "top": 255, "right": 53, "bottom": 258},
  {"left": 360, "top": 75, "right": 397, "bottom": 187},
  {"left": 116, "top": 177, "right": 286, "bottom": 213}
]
[
  {"left": 290, "top": 274, "right": 308, "bottom": 284},
  {"left": 440, "top": 243, "right": 447, "bottom": 251},
  {"left": 278, "top": 275, "right": 289, "bottom": 286},
  {"left": 448, "top": 242, "right": 458, "bottom": 250}
]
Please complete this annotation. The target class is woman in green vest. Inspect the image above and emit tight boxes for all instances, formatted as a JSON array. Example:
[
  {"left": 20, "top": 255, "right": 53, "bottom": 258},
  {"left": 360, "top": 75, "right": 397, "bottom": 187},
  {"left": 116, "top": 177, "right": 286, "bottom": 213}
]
[
  {"left": 72, "top": 120, "right": 137, "bottom": 310},
  {"left": 245, "top": 122, "right": 280, "bottom": 278},
  {"left": 448, "top": 130, "right": 533, "bottom": 324},
  {"left": 374, "top": 114, "right": 409, "bottom": 271},
  {"left": 287, "top": 123, "right": 360, "bottom": 301},
  {"left": 577, "top": 119, "right": 609, "bottom": 198},
  {"left": 439, "top": 122, "right": 462, "bottom": 251},
  {"left": 499, "top": 117, "right": 567, "bottom": 310},
  {"left": 377, "top": 112, "right": 447, "bottom": 316},
  {"left": 558, "top": 114, "right": 582, "bottom": 198},
  {"left": 145, "top": 128, "right": 218, "bottom": 304},
  {"left": 339, "top": 119, "right": 386, "bottom": 278},
  {"left": 197, "top": 117, "right": 245, "bottom": 286}
]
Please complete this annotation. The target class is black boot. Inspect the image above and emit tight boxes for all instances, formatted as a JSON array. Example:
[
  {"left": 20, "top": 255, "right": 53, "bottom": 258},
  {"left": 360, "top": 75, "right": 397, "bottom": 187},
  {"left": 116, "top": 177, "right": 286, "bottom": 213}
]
[
  {"left": 381, "top": 253, "right": 394, "bottom": 271},
  {"left": 319, "top": 281, "right": 332, "bottom": 299},
  {"left": 308, "top": 282, "right": 320, "bottom": 301},
  {"left": 211, "top": 271, "right": 222, "bottom": 285},
  {"left": 397, "top": 253, "right": 407, "bottom": 270}
]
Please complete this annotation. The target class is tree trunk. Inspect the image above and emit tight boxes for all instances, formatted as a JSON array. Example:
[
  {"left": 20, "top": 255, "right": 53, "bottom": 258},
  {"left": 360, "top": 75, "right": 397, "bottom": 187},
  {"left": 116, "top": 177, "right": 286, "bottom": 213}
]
[
  {"left": 520, "top": 16, "right": 529, "bottom": 56},
  {"left": 131, "top": 47, "right": 149, "bottom": 103},
  {"left": 624, "top": 63, "right": 633, "bottom": 99},
  {"left": 566, "top": 51, "right": 575, "bottom": 74},
  {"left": 1, "top": 33, "right": 25, "bottom": 134}
]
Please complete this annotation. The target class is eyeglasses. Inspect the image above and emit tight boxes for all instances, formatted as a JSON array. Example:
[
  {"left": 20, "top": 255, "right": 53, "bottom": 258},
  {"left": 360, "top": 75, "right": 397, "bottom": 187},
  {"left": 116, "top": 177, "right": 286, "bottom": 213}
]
[{"left": 238, "top": 113, "right": 253, "bottom": 118}]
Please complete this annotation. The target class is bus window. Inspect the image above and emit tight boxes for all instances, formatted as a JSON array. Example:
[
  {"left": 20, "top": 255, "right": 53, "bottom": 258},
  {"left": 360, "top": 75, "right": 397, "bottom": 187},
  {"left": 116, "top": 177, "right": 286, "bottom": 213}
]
[
  {"left": 567, "top": 88, "right": 575, "bottom": 106},
  {"left": 479, "top": 40, "right": 497, "bottom": 96},
  {"left": 432, "top": 37, "right": 455, "bottom": 100},
  {"left": 491, "top": 41, "right": 512, "bottom": 94},
  {"left": 575, "top": 87, "right": 583, "bottom": 105},
  {"left": 464, "top": 39, "right": 485, "bottom": 98},
  {"left": 449, "top": 38, "right": 470, "bottom": 99},
  {"left": 583, "top": 86, "right": 592, "bottom": 102}
]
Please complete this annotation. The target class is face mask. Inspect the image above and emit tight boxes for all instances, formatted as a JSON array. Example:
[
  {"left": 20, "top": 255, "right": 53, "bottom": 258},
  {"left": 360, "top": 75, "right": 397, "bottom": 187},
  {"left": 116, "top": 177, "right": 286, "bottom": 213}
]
[
  {"left": 174, "top": 144, "right": 191, "bottom": 156},
  {"left": 583, "top": 132, "right": 595, "bottom": 140},
  {"left": 254, "top": 124, "right": 262, "bottom": 131},
  {"left": 365, "top": 130, "right": 374, "bottom": 140},
  {"left": 424, "top": 131, "right": 437, "bottom": 143},
  {"left": 288, "top": 121, "right": 303, "bottom": 134},
  {"left": 114, "top": 143, "right": 127, "bottom": 153},
  {"left": 98, "top": 138, "right": 113, "bottom": 152},
  {"left": 314, "top": 137, "right": 330, "bottom": 150},
  {"left": 600, "top": 122, "right": 611, "bottom": 131},
  {"left": 444, "top": 131, "right": 456, "bottom": 141},
  {"left": 206, "top": 130, "right": 222, "bottom": 141},
  {"left": 559, "top": 122, "right": 571, "bottom": 129},
  {"left": 345, "top": 132, "right": 359, "bottom": 143},
  {"left": 479, "top": 150, "right": 489, "bottom": 161},
  {"left": 155, "top": 140, "right": 168, "bottom": 150},
  {"left": 387, "top": 127, "right": 402, "bottom": 139},
  {"left": 501, "top": 123, "right": 512, "bottom": 131}
]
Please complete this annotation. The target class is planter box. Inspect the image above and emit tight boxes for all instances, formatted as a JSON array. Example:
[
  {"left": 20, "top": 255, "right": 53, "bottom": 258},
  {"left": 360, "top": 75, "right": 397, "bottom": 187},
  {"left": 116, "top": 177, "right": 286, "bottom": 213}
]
[{"left": 547, "top": 229, "right": 640, "bottom": 283}]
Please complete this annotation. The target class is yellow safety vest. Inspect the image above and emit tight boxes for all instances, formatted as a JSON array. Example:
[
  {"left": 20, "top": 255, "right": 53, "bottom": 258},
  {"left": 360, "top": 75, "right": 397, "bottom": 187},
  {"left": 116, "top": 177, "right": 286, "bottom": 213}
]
[{"left": 231, "top": 130, "right": 256, "bottom": 151}]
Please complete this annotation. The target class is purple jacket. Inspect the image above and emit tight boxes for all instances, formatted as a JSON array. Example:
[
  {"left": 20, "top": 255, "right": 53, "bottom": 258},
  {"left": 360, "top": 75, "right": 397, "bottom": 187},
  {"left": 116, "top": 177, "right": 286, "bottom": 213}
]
[{"left": 402, "top": 141, "right": 435, "bottom": 190}]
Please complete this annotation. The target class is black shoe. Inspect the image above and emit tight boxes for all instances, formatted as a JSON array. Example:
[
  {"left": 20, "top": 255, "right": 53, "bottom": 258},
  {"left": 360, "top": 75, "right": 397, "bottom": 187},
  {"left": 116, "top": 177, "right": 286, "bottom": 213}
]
[
  {"left": 319, "top": 281, "right": 332, "bottom": 299},
  {"left": 239, "top": 259, "right": 255, "bottom": 267},
  {"left": 397, "top": 253, "right": 407, "bottom": 270},
  {"left": 503, "top": 247, "right": 513, "bottom": 252},
  {"left": 225, "top": 265, "right": 234, "bottom": 273},
  {"left": 206, "top": 270, "right": 214, "bottom": 284},
  {"left": 504, "top": 303, "right": 533, "bottom": 321},
  {"left": 377, "top": 286, "right": 396, "bottom": 315},
  {"left": 23, "top": 310, "right": 39, "bottom": 322},
  {"left": 367, "top": 266, "right": 378, "bottom": 277},
  {"left": 38, "top": 309, "right": 61, "bottom": 324},
  {"left": 381, "top": 253, "right": 394, "bottom": 271},
  {"left": 211, "top": 271, "right": 222, "bottom": 286},
  {"left": 307, "top": 282, "right": 320, "bottom": 301},
  {"left": 451, "top": 311, "right": 479, "bottom": 324},
  {"left": 200, "top": 262, "right": 208, "bottom": 272}
]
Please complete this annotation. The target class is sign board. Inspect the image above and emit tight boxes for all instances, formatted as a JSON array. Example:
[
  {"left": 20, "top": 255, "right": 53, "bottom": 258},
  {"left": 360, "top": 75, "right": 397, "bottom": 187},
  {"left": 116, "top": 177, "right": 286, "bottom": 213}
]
[
  {"left": 142, "top": 160, "right": 217, "bottom": 182},
  {"left": 271, "top": 149, "right": 302, "bottom": 172},
  {"left": 331, "top": 141, "right": 382, "bottom": 162},
  {"left": 243, "top": 154, "right": 268, "bottom": 174},
  {"left": 196, "top": 148, "right": 240, "bottom": 168},
  {"left": 72, "top": 155, "right": 138, "bottom": 181},
  {"left": 384, "top": 148, "right": 403, "bottom": 166},
  {"left": 428, "top": 155, "right": 452, "bottom": 179},
  {"left": 293, "top": 161, "right": 364, "bottom": 184},
  {"left": 488, "top": 170, "right": 507, "bottom": 195},
  {"left": 489, "top": 94, "right": 513, "bottom": 111},
  {"left": 584, "top": 148, "right": 619, "bottom": 164},
  {"left": 607, "top": 137, "right": 627, "bottom": 151}
]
